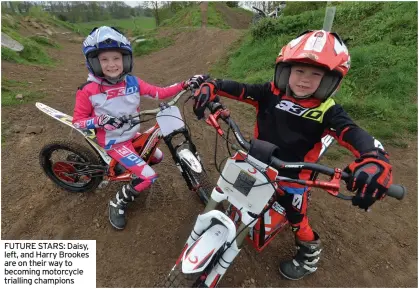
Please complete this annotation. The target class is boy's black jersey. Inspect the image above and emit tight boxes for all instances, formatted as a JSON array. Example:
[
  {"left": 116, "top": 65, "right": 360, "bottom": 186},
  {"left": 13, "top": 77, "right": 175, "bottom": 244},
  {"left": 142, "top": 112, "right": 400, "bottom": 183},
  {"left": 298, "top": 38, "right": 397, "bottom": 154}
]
[{"left": 214, "top": 80, "right": 379, "bottom": 181}]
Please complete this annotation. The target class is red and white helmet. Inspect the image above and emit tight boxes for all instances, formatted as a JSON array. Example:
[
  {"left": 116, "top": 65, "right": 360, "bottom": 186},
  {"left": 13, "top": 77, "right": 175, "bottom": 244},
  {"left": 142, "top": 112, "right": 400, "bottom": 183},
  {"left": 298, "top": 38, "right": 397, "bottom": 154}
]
[{"left": 274, "top": 30, "right": 350, "bottom": 100}]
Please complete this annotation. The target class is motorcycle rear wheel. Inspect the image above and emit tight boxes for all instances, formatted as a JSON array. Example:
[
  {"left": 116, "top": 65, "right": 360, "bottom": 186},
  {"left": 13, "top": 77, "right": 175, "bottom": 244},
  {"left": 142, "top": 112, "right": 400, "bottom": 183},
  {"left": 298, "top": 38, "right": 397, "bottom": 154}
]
[{"left": 39, "top": 140, "right": 104, "bottom": 193}]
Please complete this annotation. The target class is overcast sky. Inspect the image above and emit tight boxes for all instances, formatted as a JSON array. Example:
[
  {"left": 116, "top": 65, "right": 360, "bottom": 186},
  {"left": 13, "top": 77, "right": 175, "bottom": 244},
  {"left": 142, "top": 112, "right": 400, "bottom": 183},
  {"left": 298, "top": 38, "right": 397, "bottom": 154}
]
[{"left": 124, "top": 1, "right": 143, "bottom": 8}]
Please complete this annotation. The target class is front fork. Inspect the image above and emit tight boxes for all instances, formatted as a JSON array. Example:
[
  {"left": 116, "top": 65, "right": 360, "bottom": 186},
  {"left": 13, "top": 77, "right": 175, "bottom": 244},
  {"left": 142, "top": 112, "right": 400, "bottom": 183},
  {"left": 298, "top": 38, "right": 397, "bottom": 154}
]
[
  {"left": 185, "top": 188, "right": 255, "bottom": 287},
  {"left": 163, "top": 128, "right": 205, "bottom": 192}
]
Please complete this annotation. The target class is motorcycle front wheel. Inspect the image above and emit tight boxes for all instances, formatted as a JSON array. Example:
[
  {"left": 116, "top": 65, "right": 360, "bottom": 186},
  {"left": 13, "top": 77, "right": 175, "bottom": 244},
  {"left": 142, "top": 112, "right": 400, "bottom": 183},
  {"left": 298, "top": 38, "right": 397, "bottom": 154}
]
[
  {"left": 181, "top": 161, "right": 213, "bottom": 206},
  {"left": 165, "top": 265, "right": 205, "bottom": 288}
]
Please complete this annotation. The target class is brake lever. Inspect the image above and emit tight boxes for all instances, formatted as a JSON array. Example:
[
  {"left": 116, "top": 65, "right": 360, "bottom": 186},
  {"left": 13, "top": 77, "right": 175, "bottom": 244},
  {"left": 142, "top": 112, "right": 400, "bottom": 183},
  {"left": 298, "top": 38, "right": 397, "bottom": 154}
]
[
  {"left": 119, "top": 115, "right": 140, "bottom": 136},
  {"left": 322, "top": 168, "right": 353, "bottom": 200},
  {"left": 120, "top": 125, "right": 134, "bottom": 136},
  {"left": 184, "top": 94, "right": 195, "bottom": 104},
  {"left": 276, "top": 169, "right": 354, "bottom": 200}
]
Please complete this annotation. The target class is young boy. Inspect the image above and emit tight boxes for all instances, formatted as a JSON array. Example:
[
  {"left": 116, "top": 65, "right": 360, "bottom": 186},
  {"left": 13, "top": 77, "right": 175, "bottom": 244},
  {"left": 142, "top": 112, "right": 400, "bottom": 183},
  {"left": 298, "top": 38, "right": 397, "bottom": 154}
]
[
  {"left": 193, "top": 30, "right": 393, "bottom": 280},
  {"left": 73, "top": 26, "right": 206, "bottom": 230}
]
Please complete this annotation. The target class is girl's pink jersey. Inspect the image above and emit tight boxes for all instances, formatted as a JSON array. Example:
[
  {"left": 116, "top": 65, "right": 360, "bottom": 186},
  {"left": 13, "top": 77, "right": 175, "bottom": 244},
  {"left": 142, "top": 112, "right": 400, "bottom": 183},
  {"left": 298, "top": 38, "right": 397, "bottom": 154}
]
[{"left": 73, "top": 74, "right": 183, "bottom": 149}]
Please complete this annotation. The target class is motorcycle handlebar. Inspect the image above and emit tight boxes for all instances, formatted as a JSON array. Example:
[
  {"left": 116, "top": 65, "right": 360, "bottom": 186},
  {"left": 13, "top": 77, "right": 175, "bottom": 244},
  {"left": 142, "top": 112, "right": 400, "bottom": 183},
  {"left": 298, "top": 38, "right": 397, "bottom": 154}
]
[
  {"left": 207, "top": 102, "right": 406, "bottom": 201},
  {"left": 118, "top": 89, "right": 189, "bottom": 125}
]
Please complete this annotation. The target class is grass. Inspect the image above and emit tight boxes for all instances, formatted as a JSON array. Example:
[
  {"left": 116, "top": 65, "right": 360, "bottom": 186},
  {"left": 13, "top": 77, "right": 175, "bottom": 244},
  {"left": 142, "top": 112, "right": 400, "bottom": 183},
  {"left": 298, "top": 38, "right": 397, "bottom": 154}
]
[
  {"left": 132, "top": 36, "right": 174, "bottom": 56},
  {"left": 160, "top": 2, "right": 231, "bottom": 28},
  {"left": 160, "top": 5, "right": 202, "bottom": 27},
  {"left": 210, "top": 1, "right": 418, "bottom": 143},
  {"left": 231, "top": 6, "right": 254, "bottom": 17},
  {"left": 207, "top": 2, "right": 230, "bottom": 29},
  {"left": 44, "top": 16, "right": 83, "bottom": 35},
  {"left": 1, "top": 26, "right": 55, "bottom": 65},
  {"left": 1, "top": 78, "right": 44, "bottom": 106},
  {"left": 74, "top": 17, "right": 156, "bottom": 36},
  {"left": 29, "top": 35, "right": 60, "bottom": 48}
]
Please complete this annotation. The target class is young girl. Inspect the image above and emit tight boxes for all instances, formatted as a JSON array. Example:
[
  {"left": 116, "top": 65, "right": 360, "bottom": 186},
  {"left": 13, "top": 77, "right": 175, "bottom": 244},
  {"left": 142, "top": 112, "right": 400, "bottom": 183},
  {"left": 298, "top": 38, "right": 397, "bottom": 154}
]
[
  {"left": 73, "top": 26, "right": 206, "bottom": 230},
  {"left": 193, "top": 30, "right": 393, "bottom": 280}
]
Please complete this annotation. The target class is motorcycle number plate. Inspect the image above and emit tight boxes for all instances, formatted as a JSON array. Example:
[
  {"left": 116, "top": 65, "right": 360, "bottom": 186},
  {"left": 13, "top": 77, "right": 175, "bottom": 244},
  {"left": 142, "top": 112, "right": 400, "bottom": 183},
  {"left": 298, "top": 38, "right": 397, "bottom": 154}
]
[
  {"left": 217, "top": 159, "right": 277, "bottom": 215},
  {"left": 156, "top": 106, "right": 185, "bottom": 137},
  {"left": 233, "top": 170, "right": 256, "bottom": 197}
]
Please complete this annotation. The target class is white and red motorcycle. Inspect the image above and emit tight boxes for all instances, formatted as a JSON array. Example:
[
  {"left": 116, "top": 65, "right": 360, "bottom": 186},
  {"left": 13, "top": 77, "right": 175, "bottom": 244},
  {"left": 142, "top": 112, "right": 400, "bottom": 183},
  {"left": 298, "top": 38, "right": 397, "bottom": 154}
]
[
  {"left": 164, "top": 100, "right": 406, "bottom": 287},
  {"left": 36, "top": 89, "right": 213, "bottom": 205}
]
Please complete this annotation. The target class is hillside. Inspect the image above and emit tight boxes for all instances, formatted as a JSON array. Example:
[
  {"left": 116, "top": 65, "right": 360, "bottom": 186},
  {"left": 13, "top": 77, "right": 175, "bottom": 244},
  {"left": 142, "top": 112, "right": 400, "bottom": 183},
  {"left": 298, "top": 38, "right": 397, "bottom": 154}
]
[
  {"left": 161, "top": 2, "right": 252, "bottom": 29},
  {"left": 211, "top": 1, "right": 418, "bottom": 145}
]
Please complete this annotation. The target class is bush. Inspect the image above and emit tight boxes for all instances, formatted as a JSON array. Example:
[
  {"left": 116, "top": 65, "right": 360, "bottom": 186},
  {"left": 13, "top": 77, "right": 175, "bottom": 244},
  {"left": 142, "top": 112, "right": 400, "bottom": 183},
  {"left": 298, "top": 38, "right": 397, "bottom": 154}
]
[
  {"left": 28, "top": 6, "right": 48, "bottom": 18},
  {"left": 57, "top": 14, "right": 68, "bottom": 22},
  {"left": 251, "top": 10, "right": 324, "bottom": 40},
  {"left": 226, "top": 2, "right": 239, "bottom": 8}
]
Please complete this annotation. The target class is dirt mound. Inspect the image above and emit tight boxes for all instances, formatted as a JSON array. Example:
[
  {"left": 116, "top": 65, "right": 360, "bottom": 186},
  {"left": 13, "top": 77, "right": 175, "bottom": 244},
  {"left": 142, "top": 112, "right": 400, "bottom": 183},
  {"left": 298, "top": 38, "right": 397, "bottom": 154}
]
[
  {"left": 1, "top": 23, "right": 417, "bottom": 288},
  {"left": 214, "top": 2, "right": 253, "bottom": 29}
]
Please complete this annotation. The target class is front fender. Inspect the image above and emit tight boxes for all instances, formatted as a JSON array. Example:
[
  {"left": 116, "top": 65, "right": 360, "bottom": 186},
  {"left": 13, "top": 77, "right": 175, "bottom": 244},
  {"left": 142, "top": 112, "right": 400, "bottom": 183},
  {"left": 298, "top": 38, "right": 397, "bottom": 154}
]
[
  {"left": 182, "top": 224, "right": 228, "bottom": 274},
  {"left": 177, "top": 148, "right": 202, "bottom": 173}
]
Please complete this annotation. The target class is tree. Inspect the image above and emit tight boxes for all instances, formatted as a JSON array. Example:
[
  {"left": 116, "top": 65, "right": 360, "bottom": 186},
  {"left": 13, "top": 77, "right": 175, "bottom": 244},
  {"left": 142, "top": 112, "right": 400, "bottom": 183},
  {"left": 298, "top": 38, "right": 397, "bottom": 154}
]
[
  {"left": 142, "top": 1, "right": 166, "bottom": 26},
  {"left": 225, "top": 2, "right": 239, "bottom": 8}
]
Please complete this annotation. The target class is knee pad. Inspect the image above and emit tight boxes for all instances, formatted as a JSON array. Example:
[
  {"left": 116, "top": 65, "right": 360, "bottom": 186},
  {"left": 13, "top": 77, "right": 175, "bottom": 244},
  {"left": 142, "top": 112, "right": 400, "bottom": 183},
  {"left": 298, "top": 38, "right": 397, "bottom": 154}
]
[{"left": 287, "top": 212, "right": 304, "bottom": 225}]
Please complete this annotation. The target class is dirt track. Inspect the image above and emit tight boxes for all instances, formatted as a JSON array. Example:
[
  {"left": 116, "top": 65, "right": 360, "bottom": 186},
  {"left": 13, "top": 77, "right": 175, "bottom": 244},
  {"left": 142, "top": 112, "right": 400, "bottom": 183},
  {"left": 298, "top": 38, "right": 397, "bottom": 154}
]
[{"left": 1, "top": 18, "right": 418, "bottom": 288}]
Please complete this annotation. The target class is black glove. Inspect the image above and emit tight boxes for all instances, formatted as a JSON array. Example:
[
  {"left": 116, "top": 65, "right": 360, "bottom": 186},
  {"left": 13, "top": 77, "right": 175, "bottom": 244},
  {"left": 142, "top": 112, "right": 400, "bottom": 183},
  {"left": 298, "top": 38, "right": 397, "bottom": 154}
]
[
  {"left": 344, "top": 149, "right": 393, "bottom": 211},
  {"left": 182, "top": 74, "right": 209, "bottom": 90}
]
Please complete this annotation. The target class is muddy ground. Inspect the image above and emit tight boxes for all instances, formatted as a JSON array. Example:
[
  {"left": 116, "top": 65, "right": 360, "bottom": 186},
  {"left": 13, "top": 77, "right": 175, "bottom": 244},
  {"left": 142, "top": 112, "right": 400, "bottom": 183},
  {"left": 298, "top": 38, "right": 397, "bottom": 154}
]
[{"left": 1, "top": 10, "right": 417, "bottom": 289}]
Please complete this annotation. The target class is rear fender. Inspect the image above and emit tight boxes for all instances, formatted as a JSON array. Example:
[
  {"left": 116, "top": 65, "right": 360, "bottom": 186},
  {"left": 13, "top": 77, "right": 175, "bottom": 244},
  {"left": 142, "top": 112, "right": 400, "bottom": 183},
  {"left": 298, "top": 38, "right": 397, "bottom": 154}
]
[
  {"left": 36, "top": 102, "right": 112, "bottom": 164},
  {"left": 182, "top": 224, "right": 228, "bottom": 274}
]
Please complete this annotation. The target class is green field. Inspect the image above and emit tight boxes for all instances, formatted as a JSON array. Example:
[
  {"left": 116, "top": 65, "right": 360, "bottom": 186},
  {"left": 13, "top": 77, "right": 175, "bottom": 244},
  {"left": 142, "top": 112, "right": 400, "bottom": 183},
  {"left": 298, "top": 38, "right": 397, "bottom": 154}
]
[{"left": 74, "top": 17, "right": 156, "bottom": 36}]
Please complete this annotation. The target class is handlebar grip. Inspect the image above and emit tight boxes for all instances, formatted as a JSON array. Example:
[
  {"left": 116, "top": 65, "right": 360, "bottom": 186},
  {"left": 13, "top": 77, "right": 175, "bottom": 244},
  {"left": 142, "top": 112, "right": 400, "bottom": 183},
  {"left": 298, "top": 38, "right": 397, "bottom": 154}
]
[{"left": 387, "top": 184, "right": 406, "bottom": 200}]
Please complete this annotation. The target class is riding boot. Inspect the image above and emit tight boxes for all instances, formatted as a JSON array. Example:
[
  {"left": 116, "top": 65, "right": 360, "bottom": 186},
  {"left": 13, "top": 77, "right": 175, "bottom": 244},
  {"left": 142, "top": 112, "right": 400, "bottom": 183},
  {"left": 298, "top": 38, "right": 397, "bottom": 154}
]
[
  {"left": 279, "top": 232, "right": 322, "bottom": 280},
  {"left": 108, "top": 183, "right": 140, "bottom": 230}
]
